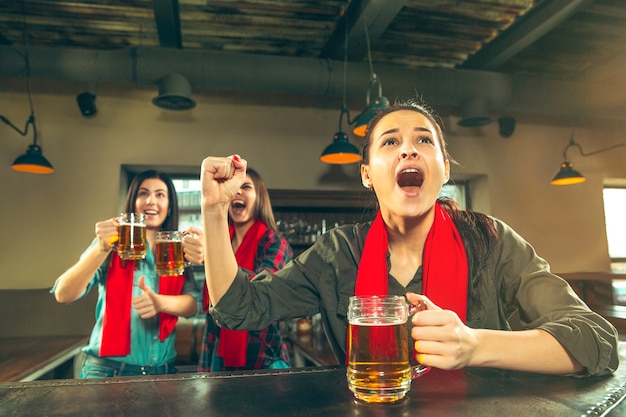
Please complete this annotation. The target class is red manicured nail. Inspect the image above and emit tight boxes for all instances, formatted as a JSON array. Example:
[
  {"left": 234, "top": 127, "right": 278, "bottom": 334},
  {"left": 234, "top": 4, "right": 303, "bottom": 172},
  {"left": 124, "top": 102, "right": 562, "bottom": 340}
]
[{"left": 232, "top": 155, "right": 241, "bottom": 162}]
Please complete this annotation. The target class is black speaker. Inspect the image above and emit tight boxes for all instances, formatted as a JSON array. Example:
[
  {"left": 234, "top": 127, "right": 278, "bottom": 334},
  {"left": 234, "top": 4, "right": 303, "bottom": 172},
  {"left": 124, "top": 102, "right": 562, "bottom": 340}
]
[
  {"left": 498, "top": 117, "right": 515, "bottom": 138},
  {"left": 76, "top": 92, "right": 97, "bottom": 117}
]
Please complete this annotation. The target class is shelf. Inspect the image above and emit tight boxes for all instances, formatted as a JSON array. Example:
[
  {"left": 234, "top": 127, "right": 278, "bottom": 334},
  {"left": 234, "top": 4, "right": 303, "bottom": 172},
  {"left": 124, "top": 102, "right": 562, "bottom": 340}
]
[{"left": 269, "top": 189, "right": 375, "bottom": 209}]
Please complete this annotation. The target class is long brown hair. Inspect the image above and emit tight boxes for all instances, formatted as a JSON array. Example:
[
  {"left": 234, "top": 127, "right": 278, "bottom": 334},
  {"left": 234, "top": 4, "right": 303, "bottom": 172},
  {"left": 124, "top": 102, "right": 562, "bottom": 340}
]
[
  {"left": 123, "top": 170, "right": 179, "bottom": 231},
  {"left": 235, "top": 168, "right": 279, "bottom": 233}
]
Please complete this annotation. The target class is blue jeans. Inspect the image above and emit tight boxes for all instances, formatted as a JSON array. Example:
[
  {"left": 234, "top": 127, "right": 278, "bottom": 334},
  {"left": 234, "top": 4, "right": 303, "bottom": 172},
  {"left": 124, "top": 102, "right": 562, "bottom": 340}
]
[{"left": 80, "top": 355, "right": 178, "bottom": 378}]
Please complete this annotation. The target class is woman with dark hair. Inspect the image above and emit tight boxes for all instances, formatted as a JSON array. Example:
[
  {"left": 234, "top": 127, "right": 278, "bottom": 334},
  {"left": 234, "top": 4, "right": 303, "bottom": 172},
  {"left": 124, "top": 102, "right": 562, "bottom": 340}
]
[
  {"left": 198, "top": 168, "right": 293, "bottom": 371},
  {"left": 199, "top": 98, "right": 618, "bottom": 377},
  {"left": 53, "top": 170, "right": 203, "bottom": 378}
]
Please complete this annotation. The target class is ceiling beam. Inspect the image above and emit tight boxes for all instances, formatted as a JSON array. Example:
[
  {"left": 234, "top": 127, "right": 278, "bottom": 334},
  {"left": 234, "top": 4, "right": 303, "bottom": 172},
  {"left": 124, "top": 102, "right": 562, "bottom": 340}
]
[
  {"left": 320, "top": 0, "right": 406, "bottom": 61},
  {"left": 462, "top": 0, "right": 593, "bottom": 70},
  {"left": 152, "top": 0, "right": 182, "bottom": 49}
]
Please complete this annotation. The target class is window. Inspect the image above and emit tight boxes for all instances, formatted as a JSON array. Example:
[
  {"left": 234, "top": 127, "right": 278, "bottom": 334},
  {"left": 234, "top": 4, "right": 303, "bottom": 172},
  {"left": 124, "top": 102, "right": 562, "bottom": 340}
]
[
  {"left": 173, "top": 178, "right": 203, "bottom": 231},
  {"left": 602, "top": 187, "right": 626, "bottom": 271},
  {"left": 440, "top": 183, "right": 467, "bottom": 209}
]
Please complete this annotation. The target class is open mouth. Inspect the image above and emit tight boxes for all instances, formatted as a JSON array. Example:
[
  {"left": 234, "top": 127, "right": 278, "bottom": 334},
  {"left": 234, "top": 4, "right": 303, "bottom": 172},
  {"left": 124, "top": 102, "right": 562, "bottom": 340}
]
[
  {"left": 397, "top": 168, "right": 424, "bottom": 188},
  {"left": 231, "top": 200, "right": 247, "bottom": 214}
]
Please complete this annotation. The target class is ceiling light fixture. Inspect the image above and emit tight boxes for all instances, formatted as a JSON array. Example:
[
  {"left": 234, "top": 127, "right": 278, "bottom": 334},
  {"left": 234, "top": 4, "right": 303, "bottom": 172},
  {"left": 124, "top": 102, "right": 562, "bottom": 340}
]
[
  {"left": 320, "top": 18, "right": 360, "bottom": 164},
  {"left": 1, "top": 0, "right": 54, "bottom": 174},
  {"left": 2, "top": 113, "right": 54, "bottom": 174},
  {"left": 352, "top": 20, "right": 389, "bottom": 137},
  {"left": 458, "top": 97, "right": 492, "bottom": 127},
  {"left": 152, "top": 73, "right": 196, "bottom": 110},
  {"left": 320, "top": 106, "right": 361, "bottom": 164},
  {"left": 551, "top": 134, "right": 626, "bottom": 186}
]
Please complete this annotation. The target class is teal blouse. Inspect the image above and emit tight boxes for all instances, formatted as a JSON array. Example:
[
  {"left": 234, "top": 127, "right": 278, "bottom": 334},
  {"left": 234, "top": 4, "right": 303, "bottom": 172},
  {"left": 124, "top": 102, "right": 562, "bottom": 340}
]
[{"left": 52, "top": 239, "right": 200, "bottom": 366}]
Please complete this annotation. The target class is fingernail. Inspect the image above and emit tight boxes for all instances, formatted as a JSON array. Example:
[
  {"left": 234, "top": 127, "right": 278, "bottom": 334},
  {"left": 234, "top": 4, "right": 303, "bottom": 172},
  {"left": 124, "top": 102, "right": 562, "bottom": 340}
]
[
  {"left": 414, "top": 341, "right": 419, "bottom": 351},
  {"left": 232, "top": 154, "right": 241, "bottom": 162}
]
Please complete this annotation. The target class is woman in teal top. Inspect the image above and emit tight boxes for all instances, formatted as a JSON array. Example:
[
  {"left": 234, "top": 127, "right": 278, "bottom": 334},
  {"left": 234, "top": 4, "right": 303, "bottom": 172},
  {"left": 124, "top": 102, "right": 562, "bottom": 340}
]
[{"left": 52, "top": 170, "right": 203, "bottom": 378}]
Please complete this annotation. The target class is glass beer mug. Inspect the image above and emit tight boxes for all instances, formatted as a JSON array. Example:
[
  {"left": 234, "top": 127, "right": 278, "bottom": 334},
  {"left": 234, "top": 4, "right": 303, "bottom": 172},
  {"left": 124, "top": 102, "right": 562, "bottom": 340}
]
[
  {"left": 155, "top": 231, "right": 185, "bottom": 276},
  {"left": 346, "top": 295, "right": 429, "bottom": 403},
  {"left": 116, "top": 213, "right": 147, "bottom": 260}
]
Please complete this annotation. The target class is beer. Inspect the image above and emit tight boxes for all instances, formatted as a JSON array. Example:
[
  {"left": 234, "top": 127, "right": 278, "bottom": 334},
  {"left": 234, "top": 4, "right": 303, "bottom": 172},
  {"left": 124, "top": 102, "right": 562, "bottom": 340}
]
[
  {"left": 156, "top": 237, "right": 185, "bottom": 276},
  {"left": 117, "top": 223, "right": 147, "bottom": 260},
  {"left": 346, "top": 318, "right": 411, "bottom": 403}
]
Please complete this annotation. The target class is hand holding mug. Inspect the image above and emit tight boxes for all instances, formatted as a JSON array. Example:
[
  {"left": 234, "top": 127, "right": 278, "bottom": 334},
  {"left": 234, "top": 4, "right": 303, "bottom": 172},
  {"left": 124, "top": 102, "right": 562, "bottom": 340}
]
[
  {"left": 95, "top": 217, "right": 120, "bottom": 252},
  {"left": 407, "top": 292, "right": 477, "bottom": 371},
  {"left": 182, "top": 226, "right": 204, "bottom": 265}
]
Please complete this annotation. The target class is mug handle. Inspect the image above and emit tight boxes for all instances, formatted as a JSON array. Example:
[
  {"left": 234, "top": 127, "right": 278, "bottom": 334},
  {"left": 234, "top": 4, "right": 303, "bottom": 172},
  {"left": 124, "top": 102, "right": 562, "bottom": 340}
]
[
  {"left": 181, "top": 231, "right": 196, "bottom": 267},
  {"left": 409, "top": 299, "right": 430, "bottom": 379}
]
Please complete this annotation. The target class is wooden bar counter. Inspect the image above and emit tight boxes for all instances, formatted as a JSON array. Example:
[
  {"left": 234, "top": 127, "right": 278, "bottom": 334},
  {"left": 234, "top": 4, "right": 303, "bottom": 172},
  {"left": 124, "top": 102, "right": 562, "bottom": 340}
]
[
  {"left": 2, "top": 343, "right": 626, "bottom": 416},
  {"left": 0, "top": 336, "right": 88, "bottom": 382}
]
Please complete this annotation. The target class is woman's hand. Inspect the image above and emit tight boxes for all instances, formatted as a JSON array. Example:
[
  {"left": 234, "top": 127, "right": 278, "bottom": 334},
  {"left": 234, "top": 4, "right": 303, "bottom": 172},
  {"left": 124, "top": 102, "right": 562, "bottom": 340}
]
[
  {"left": 200, "top": 155, "right": 247, "bottom": 208},
  {"left": 406, "top": 292, "right": 479, "bottom": 371},
  {"left": 182, "top": 226, "right": 204, "bottom": 264},
  {"left": 95, "top": 217, "right": 119, "bottom": 252},
  {"left": 132, "top": 276, "right": 160, "bottom": 319}
]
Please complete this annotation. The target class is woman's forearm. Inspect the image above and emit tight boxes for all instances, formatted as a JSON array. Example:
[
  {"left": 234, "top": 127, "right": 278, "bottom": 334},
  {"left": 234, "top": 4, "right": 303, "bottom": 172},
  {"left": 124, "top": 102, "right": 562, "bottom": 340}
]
[
  {"left": 202, "top": 203, "right": 239, "bottom": 306},
  {"left": 54, "top": 243, "right": 109, "bottom": 304},
  {"left": 471, "top": 328, "right": 583, "bottom": 374}
]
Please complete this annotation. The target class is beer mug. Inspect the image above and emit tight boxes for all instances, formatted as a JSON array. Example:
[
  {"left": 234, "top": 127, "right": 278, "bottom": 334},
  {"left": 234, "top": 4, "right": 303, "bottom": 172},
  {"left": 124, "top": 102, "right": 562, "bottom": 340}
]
[
  {"left": 346, "top": 295, "right": 429, "bottom": 403},
  {"left": 116, "top": 213, "right": 147, "bottom": 260},
  {"left": 155, "top": 231, "right": 185, "bottom": 276}
]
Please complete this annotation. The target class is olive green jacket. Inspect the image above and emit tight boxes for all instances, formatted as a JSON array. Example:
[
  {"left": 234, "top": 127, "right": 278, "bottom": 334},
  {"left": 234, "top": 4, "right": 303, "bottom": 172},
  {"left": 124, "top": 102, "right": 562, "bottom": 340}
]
[{"left": 211, "top": 218, "right": 619, "bottom": 376}]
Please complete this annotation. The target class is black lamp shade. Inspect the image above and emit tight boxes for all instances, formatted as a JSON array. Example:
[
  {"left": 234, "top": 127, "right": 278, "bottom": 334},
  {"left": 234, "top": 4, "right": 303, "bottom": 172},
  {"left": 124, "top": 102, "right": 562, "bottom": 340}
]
[
  {"left": 320, "top": 132, "right": 361, "bottom": 164},
  {"left": 12, "top": 144, "right": 54, "bottom": 174},
  {"left": 550, "top": 162, "right": 585, "bottom": 186},
  {"left": 353, "top": 96, "right": 390, "bottom": 137}
]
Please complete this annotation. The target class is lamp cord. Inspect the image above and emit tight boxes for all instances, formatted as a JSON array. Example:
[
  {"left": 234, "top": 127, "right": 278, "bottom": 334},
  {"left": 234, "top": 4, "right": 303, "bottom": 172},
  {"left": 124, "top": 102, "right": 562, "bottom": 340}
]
[
  {"left": 363, "top": 19, "right": 382, "bottom": 101},
  {"left": 339, "top": 16, "right": 349, "bottom": 132},
  {"left": 564, "top": 136, "right": 626, "bottom": 160},
  {"left": 0, "top": 0, "right": 37, "bottom": 145}
]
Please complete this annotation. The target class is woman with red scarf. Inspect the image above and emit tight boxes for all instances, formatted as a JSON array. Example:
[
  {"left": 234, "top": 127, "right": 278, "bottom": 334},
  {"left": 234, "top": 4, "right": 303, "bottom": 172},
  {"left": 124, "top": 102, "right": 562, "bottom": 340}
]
[
  {"left": 198, "top": 168, "right": 293, "bottom": 371},
  {"left": 199, "top": 98, "right": 618, "bottom": 377},
  {"left": 53, "top": 170, "right": 204, "bottom": 377}
]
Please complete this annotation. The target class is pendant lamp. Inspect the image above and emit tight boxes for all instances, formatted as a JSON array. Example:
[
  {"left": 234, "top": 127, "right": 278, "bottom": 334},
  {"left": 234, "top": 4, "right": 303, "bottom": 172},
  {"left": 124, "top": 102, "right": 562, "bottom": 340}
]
[
  {"left": 320, "top": 107, "right": 361, "bottom": 164},
  {"left": 2, "top": 1, "right": 54, "bottom": 174},
  {"left": 320, "top": 16, "right": 360, "bottom": 165},
  {"left": 1, "top": 107, "right": 54, "bottom": 175},
  {"left": 550, "top": 135, "right": 626, "bottom": 186},
  {"left": 550, "top": 162, "right": 585, "bottom": 186},
  {"left": 12, "top": 144, "right": 54, "bottom": 174}
]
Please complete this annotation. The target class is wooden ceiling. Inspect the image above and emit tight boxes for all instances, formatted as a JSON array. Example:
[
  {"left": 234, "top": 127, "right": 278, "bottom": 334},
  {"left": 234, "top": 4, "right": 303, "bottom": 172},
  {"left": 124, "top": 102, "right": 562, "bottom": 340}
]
[{"left": 0, "top": 0, "right": 625, "bottom": 122}]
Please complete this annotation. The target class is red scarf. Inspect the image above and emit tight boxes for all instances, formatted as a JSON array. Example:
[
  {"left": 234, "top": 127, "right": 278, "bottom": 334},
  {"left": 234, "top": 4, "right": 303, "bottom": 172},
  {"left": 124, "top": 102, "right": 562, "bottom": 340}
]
[
  {"left": 99, "top": 252, "right": 185, "bottom": 357},
  {"left": 353, "top": 203, "right": 468, "bottom": 362},
  {"left": 215, "top": 219, "right": 268, "bottom": 367}
]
